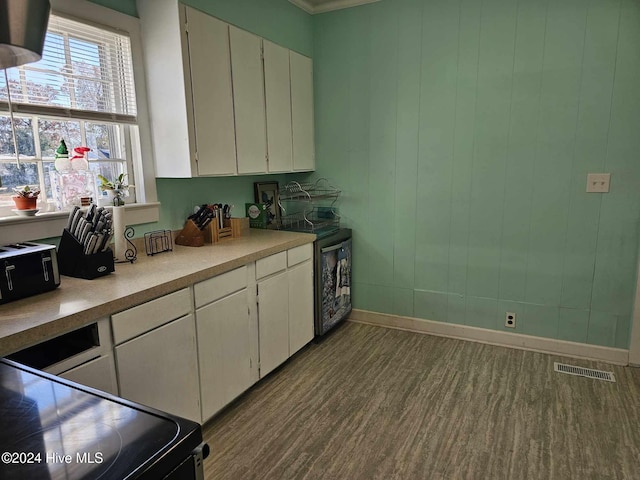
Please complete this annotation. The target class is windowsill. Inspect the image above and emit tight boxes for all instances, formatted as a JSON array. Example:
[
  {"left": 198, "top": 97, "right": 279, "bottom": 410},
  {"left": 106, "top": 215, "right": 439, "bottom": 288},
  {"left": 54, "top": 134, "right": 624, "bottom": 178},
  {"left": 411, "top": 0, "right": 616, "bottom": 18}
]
[{"left": 0, "top": 202, "right": 160, "bottom": 244}]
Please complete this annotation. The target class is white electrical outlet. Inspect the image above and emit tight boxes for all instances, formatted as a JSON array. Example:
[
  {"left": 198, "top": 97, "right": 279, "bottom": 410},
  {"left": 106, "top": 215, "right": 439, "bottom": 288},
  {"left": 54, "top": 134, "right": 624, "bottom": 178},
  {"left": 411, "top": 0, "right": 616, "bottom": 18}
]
[
  {"left": 586, "top": 173, "right": 610, "bottom": 193},
  {"left": 505, "top": 312, "right": 516, "bottom": 328}
]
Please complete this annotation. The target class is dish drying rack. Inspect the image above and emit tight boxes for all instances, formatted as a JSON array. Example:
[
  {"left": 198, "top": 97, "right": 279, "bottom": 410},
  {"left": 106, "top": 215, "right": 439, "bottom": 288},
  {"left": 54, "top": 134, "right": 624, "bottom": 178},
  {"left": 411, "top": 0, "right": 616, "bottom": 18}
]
[{"left": 278, "top": 179, "right": 341, "bottom": 234}]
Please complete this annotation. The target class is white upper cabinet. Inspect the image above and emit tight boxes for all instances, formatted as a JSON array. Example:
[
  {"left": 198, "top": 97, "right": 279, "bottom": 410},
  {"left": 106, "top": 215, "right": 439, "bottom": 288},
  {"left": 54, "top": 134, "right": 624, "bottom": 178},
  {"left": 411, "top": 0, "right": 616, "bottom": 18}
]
[
  {"left": 263, "top": 40, "right": 293, "bottom": 173},
  {"left": 229, "top": 26, "right": 267, "bottom": 175},
  {"left": 290, "top": 51, "right": 315, "bottom": 172},
  {"left": 185, "top": 8, "right": 236, "bottom": 176},
  {"left": 138, "top": 0, "right": 314, "bottom": 177},
  {"left": 138, "top": 0, "right": 194, "bottom": 178}
]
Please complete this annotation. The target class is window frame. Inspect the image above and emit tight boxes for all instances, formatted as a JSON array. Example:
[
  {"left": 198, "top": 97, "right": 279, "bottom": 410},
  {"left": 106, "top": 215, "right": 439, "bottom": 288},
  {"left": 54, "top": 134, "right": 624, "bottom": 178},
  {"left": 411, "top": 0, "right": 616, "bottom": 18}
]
[{"left": 0, "top": 0, "right": 159, "bottom": 243}]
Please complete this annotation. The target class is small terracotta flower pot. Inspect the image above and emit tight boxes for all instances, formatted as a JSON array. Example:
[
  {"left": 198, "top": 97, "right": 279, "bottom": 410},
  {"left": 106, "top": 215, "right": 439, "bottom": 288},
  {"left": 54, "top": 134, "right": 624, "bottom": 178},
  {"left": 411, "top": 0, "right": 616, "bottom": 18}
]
[{"left": 13, "top": 196, "right": 38, "bottom": 210}]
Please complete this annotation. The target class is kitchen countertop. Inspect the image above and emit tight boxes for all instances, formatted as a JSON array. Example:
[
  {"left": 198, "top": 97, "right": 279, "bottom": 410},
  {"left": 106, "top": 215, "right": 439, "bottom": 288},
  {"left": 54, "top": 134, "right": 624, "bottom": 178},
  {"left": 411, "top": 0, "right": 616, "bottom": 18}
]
[{"left": 0, "top": 229, "right": 315, "bottom": 356}]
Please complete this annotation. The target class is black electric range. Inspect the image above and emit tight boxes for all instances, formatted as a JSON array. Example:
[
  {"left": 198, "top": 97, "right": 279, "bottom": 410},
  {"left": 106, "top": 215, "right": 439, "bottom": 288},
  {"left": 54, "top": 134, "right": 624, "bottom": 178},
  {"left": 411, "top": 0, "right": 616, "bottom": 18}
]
[{"left": 0, "top": 359, "right": 208, "bottom": 480}]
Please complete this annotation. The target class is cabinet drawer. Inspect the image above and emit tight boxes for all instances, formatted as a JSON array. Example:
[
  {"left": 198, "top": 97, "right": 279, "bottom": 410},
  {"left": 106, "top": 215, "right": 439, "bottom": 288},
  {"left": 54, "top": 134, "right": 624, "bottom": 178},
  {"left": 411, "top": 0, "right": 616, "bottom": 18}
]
[
  {"left": 194, "top": 266, "right": 247, "bottom": 308},
  {"left": 287, "top": 243, "right": 312, "bottom": 267},
  {"left": 112, "top": 288, "right": 191, "bottom": 345},
  {"left": 256, "top": 251, "right": 287, "bottom": 280}
]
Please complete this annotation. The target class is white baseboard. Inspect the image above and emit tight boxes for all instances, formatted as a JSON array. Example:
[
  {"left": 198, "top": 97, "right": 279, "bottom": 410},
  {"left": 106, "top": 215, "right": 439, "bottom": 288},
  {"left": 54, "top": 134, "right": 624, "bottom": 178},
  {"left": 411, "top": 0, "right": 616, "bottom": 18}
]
[{"left": 348, "top": 309, "right": 630, "bottom": 366}]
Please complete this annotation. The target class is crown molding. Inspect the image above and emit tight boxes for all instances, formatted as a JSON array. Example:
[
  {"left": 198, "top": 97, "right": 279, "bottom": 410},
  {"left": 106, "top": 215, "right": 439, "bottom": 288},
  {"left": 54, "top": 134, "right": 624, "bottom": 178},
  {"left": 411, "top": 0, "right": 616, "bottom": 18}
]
[{"left": 288, "top": 0, "right": 381, "bottom": 15}]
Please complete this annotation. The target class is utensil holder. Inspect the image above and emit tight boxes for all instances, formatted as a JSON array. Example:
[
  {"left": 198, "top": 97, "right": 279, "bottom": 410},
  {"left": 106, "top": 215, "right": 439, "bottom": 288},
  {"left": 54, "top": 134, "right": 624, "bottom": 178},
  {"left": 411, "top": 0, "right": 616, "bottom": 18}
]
[
  {"left": 175, "top": 219, "right": 205, "bottom": 247},
  {"left": 204, "top": 217, "right": 249, "bottom": 244},
  {"left": 57, "top": 229, "right": 115, "bottom": 279}
]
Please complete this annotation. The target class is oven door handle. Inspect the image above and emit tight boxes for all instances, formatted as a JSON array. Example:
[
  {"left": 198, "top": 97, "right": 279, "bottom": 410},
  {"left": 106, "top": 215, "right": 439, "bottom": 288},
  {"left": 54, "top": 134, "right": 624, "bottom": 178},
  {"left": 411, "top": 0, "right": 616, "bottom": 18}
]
[{"left": 321, "top": 243, "right": 343, "bottom": 254}]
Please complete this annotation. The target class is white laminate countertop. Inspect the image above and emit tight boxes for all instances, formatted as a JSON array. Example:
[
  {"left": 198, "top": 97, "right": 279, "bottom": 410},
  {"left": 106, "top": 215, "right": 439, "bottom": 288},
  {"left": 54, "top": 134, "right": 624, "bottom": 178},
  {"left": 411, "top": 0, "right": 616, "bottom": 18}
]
[{"left": 0, "top": 229, "right": 315, "bottom": 356}]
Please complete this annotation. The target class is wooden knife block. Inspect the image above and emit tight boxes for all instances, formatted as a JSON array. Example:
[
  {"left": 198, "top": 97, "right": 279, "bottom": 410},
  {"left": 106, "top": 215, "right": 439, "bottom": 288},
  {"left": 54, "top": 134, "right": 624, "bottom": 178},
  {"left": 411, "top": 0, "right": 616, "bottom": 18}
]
[
  {"left": 175, "top": 219, "right": 205, "bottom": 247},
  {"left": 204, "top": 217, "right": 249, "bottom": 244}
]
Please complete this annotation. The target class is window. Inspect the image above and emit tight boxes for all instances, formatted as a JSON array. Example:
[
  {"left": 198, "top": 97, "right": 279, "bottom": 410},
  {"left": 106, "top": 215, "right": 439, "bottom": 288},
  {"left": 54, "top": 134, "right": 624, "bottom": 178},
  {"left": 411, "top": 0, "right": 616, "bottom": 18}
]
[{"left": 0, "top": 13, "right": 140, "bottom": 215}]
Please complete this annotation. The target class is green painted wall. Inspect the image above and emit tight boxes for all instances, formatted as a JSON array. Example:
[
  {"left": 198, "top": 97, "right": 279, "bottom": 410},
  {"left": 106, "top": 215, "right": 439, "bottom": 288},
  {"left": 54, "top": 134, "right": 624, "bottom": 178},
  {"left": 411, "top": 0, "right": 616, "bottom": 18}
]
[
  {"left": 184, "top": 0, "right": 312, "bottom": 56},
  {"left": 89, "top": 0, "right": 313, "bottom": 55},
  {"left": 312, "top": 0, "right": 640, "bottom": 348},
  {"left": 88, "top": 0, "right": 138, "bottom": 17},
  {"left": 89, "top": 0, "right": 313, "bottom": 57},
  {"left": 145, "top": 173, "right": 298, "bottom": 232}
]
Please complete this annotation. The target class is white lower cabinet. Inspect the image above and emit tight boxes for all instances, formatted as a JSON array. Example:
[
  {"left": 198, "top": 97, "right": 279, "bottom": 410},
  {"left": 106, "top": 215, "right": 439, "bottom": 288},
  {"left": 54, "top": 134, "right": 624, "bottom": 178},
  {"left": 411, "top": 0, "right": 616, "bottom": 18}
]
[
  {"left": 115, "top": 314, "right": 201, "bottom": 423},
  {"left": 257, "top": 271, "right": 290, "bottom": 377},
  {"left": 288, "top": 260, "right": 314, "bottom": 355},
  {"left": 196, "top": 289, "right": 255, "bottom": 422},
  {"left": 103, "top": 244, "right": 314, "bottom": 423},
  {"left": 257, "top": 245, "right": 314, "bottom": 379},
  {"left": 59, "top": 354, "right": 118, "bottom": 396}
]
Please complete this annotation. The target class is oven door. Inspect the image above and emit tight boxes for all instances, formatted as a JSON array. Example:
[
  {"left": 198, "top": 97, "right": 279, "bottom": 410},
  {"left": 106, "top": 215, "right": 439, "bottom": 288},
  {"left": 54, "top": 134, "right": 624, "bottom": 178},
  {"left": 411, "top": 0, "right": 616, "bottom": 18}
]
[{"left": 316, "top": 235, "right": 352, "bottom": 336}]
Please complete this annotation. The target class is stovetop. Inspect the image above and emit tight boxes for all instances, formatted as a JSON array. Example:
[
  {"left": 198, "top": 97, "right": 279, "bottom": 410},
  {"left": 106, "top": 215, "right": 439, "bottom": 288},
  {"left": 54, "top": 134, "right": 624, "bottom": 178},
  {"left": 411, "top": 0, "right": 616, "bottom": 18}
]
[{"left": 0, "top": 359, "right": 202, "bottom": 480}]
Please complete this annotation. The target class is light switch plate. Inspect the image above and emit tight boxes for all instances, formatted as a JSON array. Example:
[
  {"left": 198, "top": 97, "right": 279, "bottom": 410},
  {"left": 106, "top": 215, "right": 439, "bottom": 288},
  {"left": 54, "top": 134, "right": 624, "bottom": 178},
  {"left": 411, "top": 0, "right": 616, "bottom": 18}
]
[{"left": 586, "top": 173, "right": 610, "bottom": 193}]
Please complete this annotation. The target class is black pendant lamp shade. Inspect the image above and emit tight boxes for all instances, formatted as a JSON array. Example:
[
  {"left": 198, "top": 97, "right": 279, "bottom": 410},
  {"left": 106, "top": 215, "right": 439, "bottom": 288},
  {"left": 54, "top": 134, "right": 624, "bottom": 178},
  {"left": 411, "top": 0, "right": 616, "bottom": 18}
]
[{"left": 0, "top": 0, "right": 51, "bottom": 69}]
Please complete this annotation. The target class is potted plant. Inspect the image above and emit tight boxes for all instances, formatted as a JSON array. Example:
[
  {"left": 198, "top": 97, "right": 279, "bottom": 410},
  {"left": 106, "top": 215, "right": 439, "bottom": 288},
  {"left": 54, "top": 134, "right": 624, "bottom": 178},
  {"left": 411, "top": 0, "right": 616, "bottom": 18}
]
[
  {"left": 98, "top": 173, "right": 133, "bottom": 206},
  {"left": 12, "top": 185, "right": 41, "bottom": 210}
]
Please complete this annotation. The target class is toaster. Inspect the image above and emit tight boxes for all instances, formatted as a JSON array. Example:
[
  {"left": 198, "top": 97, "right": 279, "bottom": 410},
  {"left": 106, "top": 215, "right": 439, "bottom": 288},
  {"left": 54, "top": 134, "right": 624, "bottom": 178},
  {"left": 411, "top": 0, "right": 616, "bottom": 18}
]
[{"left": 0, "top": 242, "right": 60, "bottom": 304}]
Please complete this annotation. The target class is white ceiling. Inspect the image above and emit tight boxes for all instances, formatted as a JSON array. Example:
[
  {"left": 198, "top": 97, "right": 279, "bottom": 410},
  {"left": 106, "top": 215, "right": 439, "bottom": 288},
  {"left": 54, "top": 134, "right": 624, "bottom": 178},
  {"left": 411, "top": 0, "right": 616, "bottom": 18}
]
[{"left": 288, "top": 0, "right": 381, "bottom": 15}]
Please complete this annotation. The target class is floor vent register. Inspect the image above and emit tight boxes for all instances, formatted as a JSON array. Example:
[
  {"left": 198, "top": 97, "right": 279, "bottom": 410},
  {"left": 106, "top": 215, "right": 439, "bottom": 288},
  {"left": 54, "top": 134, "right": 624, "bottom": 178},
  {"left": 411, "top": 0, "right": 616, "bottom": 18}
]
[{"left": 554, "top": 362, "right": 616, "bottom": 382}]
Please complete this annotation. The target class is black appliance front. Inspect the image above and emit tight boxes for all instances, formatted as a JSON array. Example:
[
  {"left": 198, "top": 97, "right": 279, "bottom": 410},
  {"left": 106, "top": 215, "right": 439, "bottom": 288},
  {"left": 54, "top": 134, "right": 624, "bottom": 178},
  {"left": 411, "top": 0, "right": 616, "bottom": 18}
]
[
  {"left": 314, "top": 228, "right": 352, "bottom": 336},
  {"left": 0, "top": 359, "right": 207, "bottom": 480},
  {"left": 0, "top": 243, "right": 60, "bottom": 304}
]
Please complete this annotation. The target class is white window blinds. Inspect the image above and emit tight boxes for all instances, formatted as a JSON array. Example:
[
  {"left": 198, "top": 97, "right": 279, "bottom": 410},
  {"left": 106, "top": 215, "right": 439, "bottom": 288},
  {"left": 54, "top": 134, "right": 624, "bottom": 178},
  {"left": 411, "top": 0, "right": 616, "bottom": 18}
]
[{"left": 0, "top": 13, "right": 137, "bottom": 123}]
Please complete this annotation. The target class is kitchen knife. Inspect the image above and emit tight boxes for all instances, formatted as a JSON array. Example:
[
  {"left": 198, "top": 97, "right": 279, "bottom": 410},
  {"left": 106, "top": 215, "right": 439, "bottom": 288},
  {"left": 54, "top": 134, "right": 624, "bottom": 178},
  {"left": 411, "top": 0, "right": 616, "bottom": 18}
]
[
  {"left": 198, "top": 205, "right": 210, "bottom": 225},
  {"left": 79, "top": 221, "right": 92, "bottom": 244},
  {"left": 92, "top": 207, "right": 104, "bottom": 228},
  {"left": 67, "top": 206, "right": 80, "bottom": 230},
  {"left": 189, "top": 204, "right": 207, "bottom": 222},
  {"left": 86, "top": 204, "right": 97, "bottom": 223},
  {"left": 211, "top": 205, "right": 218, "bottom": 227},
  {"left": 100, "top": 231, "right": 113, "bottom": 252},
  {"left": 201, "top": 216, "right": 214, "bottom": 230},
  {"left": 92, "top": 233, "right": 104, "bottom": 254},
  {"left": 199, "top": 210, "right": 214, "bottom": 230},
  {"left": 73, "top": 214, "right": 86, "bottom": 240},
  {"left": 84, "top": 233, "right": 97, "bottom": 255},
  {"left": 70, "top": 209, "right": 83, "bottom": 236}
]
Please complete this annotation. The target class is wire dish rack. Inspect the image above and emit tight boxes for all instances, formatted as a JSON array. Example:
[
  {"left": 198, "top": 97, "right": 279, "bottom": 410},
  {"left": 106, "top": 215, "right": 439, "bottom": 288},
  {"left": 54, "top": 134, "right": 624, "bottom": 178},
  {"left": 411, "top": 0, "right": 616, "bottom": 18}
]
[{"left": 278, "top": 179, "right": 341, "bottom": 234}]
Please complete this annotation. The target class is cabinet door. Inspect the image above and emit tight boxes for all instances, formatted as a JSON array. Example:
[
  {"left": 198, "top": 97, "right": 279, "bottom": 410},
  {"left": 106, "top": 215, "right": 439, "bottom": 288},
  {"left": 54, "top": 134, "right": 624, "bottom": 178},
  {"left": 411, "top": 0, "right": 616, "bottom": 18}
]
[
  {"left": 186, "top": 7, "right": 237, "bottom": 176},
  {"left": 229, "top": 26, "right": 267, "bottom": 174},
  {"left": 288, "top": 260, "right": 314, "bottom": 355},
  {"left": 116, "top": 314, "right": 201, "bottom": 423},
  {"left": 290, "top": 51, "right": 315, "bottom": 172},
  {"left": 263, "top": 40, "right": 293, "bottom": 173},
  {"left": 257, "top": 272, "right": 289, "bottom": 377},
  {"left": 197, "top": 289, "right": 253, "bottom": 422},
  {"left": 59, "top": 355, "right": 118, "bottom": 396}
]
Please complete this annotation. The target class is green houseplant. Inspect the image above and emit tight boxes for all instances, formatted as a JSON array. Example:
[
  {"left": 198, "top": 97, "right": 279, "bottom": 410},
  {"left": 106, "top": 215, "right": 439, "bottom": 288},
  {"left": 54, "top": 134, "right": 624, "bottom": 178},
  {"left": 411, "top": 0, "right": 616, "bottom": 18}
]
[
  {"left": 98, "top": 174, "right": 133, "bottom": 206},
  {"left": 12, "top": 185, "right": 41, "bottom": 210}
]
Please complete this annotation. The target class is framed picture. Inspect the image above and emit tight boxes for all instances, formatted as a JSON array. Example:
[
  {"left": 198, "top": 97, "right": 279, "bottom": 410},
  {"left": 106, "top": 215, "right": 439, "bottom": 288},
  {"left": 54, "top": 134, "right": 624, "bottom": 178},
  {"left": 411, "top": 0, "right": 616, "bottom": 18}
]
[{"left": 254, "top": 181, "right": 281, "bottom": 228}]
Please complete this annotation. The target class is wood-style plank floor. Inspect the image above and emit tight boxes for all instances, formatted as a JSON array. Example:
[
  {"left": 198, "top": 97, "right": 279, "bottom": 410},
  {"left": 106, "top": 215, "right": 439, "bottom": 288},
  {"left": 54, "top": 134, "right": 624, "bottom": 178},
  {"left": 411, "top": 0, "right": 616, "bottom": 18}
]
[{"left": 203, "top": 321, "right": 640, "bottom": 480}]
